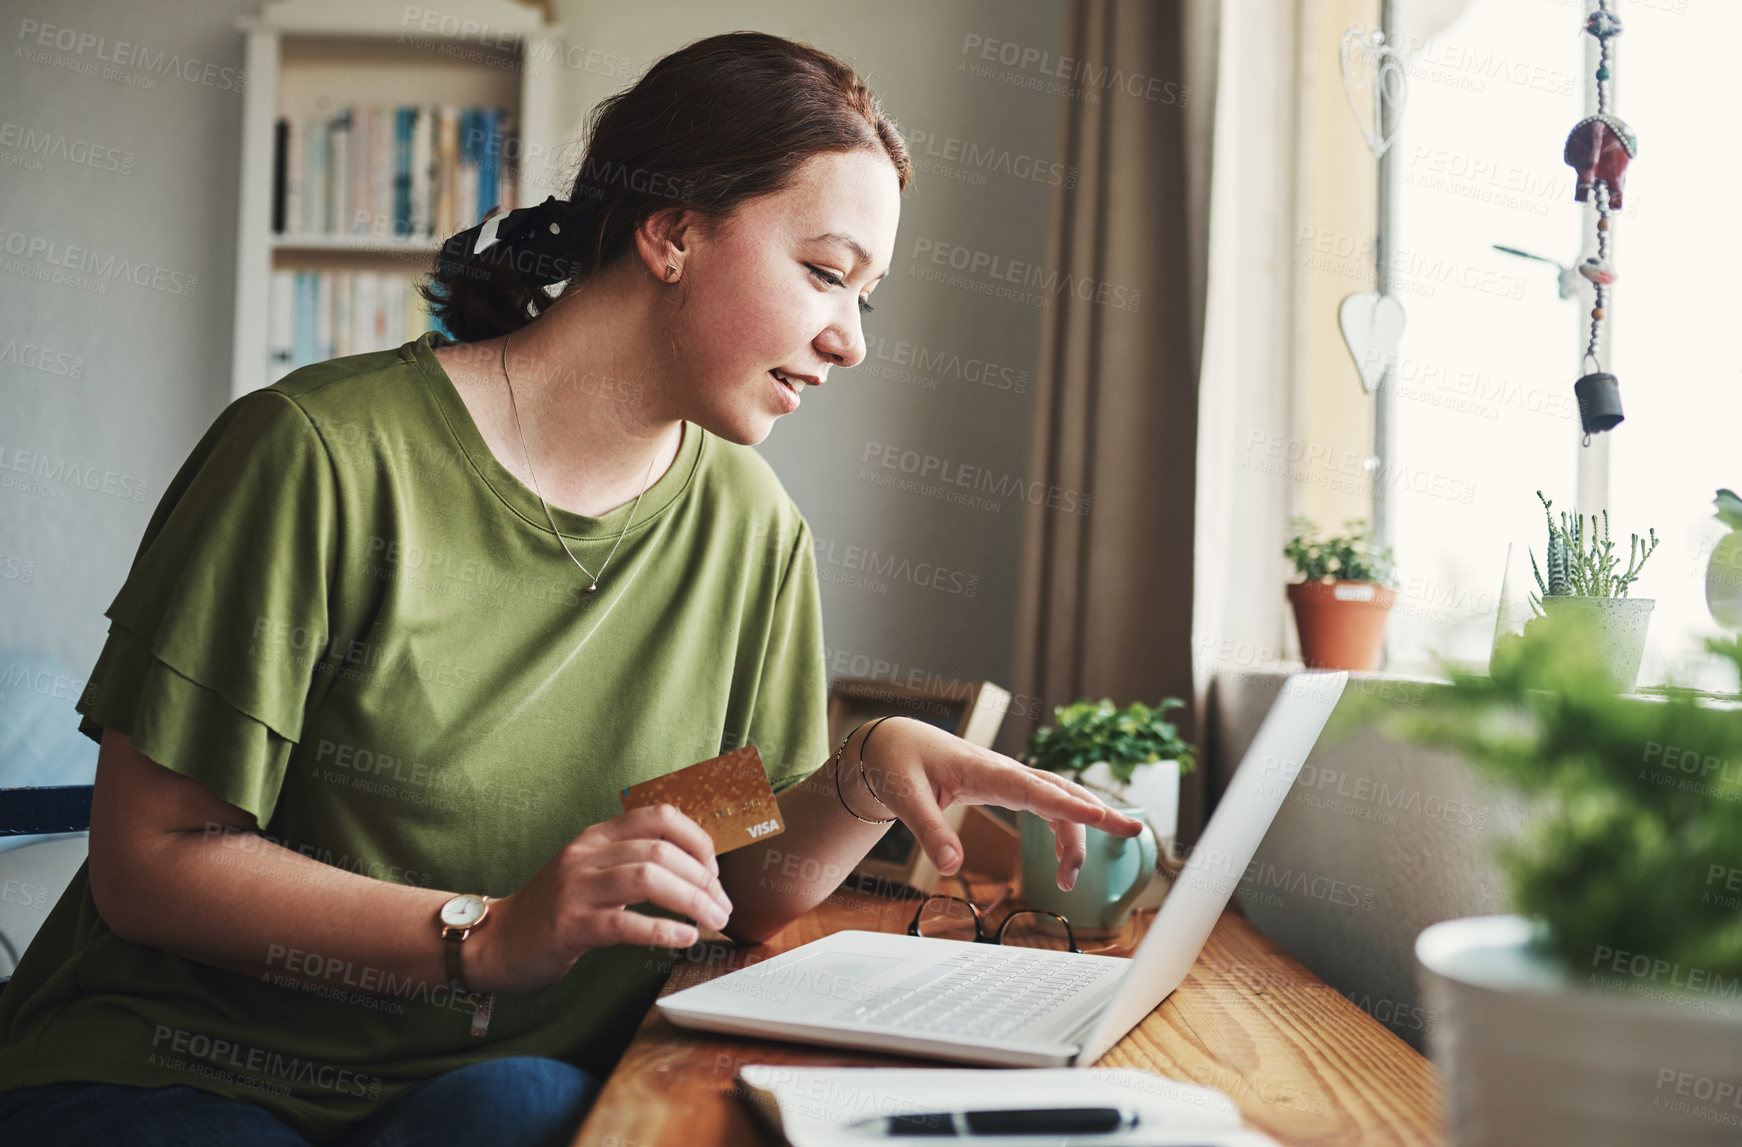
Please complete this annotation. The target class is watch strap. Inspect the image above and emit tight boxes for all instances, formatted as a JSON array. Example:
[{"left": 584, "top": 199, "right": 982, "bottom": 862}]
[
  {"left": 439, "top": 895, "right": 494, "bottom": 1038},
  {"left": 469, "top": 992, "right": 494, "bottom": 1038},
  {"left": 443, "top": 930, "right": 467, "bottom": 992}
]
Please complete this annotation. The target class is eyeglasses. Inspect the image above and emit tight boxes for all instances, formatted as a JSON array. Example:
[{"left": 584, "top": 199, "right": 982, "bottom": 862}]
[{"left": 907, "top": 893, "right": 1081, "bottom": 954}]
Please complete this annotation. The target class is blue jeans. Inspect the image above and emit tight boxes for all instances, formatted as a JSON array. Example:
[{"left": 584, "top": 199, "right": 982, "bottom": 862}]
[{"left": 0, "top": 1055, "right": 600, "bottom": 1146}]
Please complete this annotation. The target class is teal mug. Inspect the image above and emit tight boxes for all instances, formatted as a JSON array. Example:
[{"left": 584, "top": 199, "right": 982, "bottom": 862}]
[{"left": 1017, "top": 807, "right": 1160, "bottom": 937}]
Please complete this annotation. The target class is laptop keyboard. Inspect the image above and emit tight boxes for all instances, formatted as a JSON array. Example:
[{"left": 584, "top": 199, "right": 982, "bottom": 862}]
[{"left": 835, "top": 946, "right": 1115, "bottom": 1043}]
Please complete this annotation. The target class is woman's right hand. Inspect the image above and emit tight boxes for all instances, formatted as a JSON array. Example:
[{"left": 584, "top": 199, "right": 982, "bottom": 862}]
[{"left": 468, "top": 804, "right": 732, "bottom": 996}]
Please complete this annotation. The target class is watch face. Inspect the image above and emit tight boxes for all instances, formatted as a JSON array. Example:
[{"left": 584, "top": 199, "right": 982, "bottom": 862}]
[{"left": 441, "top": 895, "right": 487, "bottom": 928}]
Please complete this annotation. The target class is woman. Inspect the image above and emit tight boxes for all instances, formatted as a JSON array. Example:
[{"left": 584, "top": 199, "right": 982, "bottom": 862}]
[{"left": 0, "top": 31, "right": 1139, "bottom": 1147}]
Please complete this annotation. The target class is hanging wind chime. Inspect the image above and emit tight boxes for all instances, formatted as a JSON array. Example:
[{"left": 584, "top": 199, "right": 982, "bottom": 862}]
[{"left": 1564, "top": 0, "right": 1635, "bottom": 441}]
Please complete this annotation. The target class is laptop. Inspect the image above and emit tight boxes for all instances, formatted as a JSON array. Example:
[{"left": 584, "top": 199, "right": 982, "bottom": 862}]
[{"left": 658, "top": 671, "right": 1348, "bottom": 1067}]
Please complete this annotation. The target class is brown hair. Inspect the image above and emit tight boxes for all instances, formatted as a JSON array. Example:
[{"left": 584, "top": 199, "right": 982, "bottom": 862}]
[{"left": 421, "top": 31, "right": 910, "bottom": 343}]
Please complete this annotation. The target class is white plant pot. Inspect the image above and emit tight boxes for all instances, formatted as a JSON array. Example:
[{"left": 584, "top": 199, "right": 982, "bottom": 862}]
[
  {"left": 1417, "top": 916, "right": 1742, "bottom": 1147},
  {"left": 1077, "top": 759, "right": 1179, "bottom": 911},
  {"left": 1076, "top": 759, "right": 1179, "bottom": 839},
  {"left": 1539, "top": 595, "right": 1654, "bottom": 691}
]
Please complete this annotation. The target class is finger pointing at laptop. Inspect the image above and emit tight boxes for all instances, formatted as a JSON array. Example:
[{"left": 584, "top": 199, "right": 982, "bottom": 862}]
[{"left": 848, "top": 717, "right": 1146, "bottom": 891}]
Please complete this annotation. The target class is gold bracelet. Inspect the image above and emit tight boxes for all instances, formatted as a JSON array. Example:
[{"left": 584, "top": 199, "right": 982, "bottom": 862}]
[{"left": 834, "top": 716, "right": 898, "bottom": 824}]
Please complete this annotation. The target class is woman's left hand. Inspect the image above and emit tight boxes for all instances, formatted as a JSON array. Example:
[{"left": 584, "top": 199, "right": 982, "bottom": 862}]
[{"left": 844, "top": 717, "right": 1146, "bottom": 892}]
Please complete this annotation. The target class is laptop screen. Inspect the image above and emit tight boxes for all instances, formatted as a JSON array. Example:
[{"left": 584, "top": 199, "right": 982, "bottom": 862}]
[{"left": 1073, "top": 671, "right": 1348, "bottom": 1064}]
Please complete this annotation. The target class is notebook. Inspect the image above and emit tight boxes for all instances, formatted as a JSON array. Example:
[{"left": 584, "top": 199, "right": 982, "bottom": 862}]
[{"left": 735, "top": 1065, "right": 1286, "bottom": 1146}]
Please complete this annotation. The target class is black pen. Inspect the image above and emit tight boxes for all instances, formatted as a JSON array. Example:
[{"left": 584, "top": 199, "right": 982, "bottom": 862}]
[{"left": 846, "top": 1106, "right": 1141, "bottom": 1136}]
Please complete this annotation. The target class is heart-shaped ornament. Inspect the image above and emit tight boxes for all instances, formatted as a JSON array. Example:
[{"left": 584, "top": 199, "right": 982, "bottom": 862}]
[
  {"left": 1339, "top": 30, "right": 1409, "bottom": 158},
  {"left": 1339, "top": 292, "right": 1406, "bottom": 393}
]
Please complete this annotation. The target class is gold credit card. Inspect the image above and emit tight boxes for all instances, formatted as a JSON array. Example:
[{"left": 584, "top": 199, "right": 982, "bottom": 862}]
[{"left": 620, "top": 746, "right": 785, "bottom": 855}]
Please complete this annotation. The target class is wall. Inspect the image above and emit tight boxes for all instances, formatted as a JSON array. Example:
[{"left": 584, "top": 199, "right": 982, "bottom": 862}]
[
  {"left": 1201, "top": 667, "right": 1524, "bottom": 1051},
  {"left": 0, "top": 0, "right": 1073, "bottom": 780},
  {"left": 1, "top": 0, "right": 261, "bottom": 788}
]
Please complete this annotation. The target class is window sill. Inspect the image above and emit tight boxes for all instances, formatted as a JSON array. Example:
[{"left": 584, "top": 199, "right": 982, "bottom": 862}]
[{"left": 1212, "top": 664, "right": 1742, "bottom": 711}]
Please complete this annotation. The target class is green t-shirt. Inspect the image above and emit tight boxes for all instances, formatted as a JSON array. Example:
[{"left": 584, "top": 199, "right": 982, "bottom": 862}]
[{"left": 0, "top": 332, "right": 829, "bottom": 1142}]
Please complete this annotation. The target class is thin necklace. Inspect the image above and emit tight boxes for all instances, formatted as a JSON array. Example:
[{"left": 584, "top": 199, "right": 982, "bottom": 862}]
[{"left": 500, "top": 332, "right": 664, "bottom": 593}]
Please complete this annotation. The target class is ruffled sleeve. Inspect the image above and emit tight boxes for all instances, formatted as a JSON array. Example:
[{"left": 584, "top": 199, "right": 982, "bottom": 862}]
[{"left": 75, "top": 391, "right": 339, "bottom": 826}]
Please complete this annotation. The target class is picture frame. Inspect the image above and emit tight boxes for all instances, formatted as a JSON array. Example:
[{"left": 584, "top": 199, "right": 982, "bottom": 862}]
[{"left": 826, "top": 677, "right": 1013, "bottom": 894}]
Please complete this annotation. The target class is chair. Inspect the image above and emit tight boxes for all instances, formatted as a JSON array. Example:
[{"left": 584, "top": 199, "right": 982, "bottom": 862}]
[
  {"left": 826, "top": 678, "right": 1018, "bottom": 893},
  {"left": 0, "top": 786, "right": 93, "bottom": 838}
]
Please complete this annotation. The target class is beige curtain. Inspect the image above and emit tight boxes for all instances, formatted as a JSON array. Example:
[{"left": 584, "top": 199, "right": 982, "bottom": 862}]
[{"left": 1010, "top": 0, "right": 1221, "bottom": 764}]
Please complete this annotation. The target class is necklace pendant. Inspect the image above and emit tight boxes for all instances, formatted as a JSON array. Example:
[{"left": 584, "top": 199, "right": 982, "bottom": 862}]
[{"left": 587, "top": 582, "right": 599, "bottom": 593}]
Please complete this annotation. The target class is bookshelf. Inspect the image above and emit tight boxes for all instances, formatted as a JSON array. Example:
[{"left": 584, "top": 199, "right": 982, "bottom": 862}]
[{"left": 230, "top": 0, "right": 566, "bottom": 400}]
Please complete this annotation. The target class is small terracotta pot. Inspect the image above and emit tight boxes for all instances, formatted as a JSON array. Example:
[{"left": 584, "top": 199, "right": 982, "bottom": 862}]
[{"left": 1286, "top": 580, "right": 1395, "bottom": 670}]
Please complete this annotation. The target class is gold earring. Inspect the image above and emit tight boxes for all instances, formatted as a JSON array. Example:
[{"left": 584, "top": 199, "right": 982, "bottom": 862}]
[{"left": 665, "top": 263, "right": 678, "bottom": 281}]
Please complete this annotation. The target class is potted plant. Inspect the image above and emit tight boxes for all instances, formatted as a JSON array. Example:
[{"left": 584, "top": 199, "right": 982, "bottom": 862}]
[
  {"left": 1283, "top": 517, "right": 1397, "bottom": 671},
  {"left": 1527, "top": 490, "right": 1658, "bottom": 691},
  {"left": 1024, "top": 698, "right": 1196, "bottom": 837},
  {"left": 1367, "top": 619, "right": 1742, "bottom": 1146},
  {"left": 1704, "top": 488, "right": 1742, "bottom": 629}
]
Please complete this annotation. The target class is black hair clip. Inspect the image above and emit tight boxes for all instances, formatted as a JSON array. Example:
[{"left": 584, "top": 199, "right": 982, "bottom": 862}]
[{"left": 436, "top": 196, "right": 572, "bottom": 285}]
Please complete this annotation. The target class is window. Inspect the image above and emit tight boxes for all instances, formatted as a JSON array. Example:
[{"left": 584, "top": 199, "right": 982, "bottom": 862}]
[
  {"left": 1384, "top": 0, "right": 1582, "bottom": 675},
  {"left": 1373, "top": 0, "right": 1728, "bottom": 689},
  {"left": 1604, "top": 1, "right": 1740, "bottom": 692}
]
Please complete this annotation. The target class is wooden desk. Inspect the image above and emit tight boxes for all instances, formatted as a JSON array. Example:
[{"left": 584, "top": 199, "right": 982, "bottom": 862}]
[{"left": 574, "top": 882, "right": 1443, "bottom": 1146}]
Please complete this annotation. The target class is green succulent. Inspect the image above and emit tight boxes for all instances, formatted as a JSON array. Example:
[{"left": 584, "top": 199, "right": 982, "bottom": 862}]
[
  {"left": 1023, "top": 698, "right": 1197, "bottom": 785},
  {"left": 1529, "top": 490, "right": 1658, "bottom": 611}
]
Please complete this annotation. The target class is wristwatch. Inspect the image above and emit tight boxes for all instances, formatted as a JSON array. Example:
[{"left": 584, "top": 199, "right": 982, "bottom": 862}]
[{"left": 439, "top": 894, "right": 494, "bottom": 1037}]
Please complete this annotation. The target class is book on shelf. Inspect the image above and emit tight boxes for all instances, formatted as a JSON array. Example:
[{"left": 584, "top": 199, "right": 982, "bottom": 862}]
[
  {"left": 496, "top": 111, "right": 519, "bottom": 215},
  {"left": 284, "top": 118, "right": 303, "bottom": 238},
  {"left": 409, "top": 107, "right": 431, "bottom": 238},
  {"left": 268, "top": 269, "right": 295, "bottom": 383},
  {"left": 436, "top": 105, "right": 458, "bottom": 238},
  {"left": 369, "top": 106, "right": 392, "bottom": 237},
  {"left": 271, "top": 120, "right": 288, "bottom": 235},
  {"left": 305, "top": 116, "right": 327, "bottom": 234},
  {"left": 477, "top": 107, "right": 498, "bottom": 219},
  {"left": 272, "top": 104, "right": 516, "bottom": 242},
  {"left": 392, "top": 107, "right": 413, "bottom": 238},
  {"left": 457, "top": 108, "right": 479, "bottom": 231},
  {"left": 347, "top": 107, "right": 368, "bottom": 236},
  {"left": 313, "top": 272, "right": 332, "bottom": 366},
  {"left": 330, "top": 109, "right": 350, "bottom": 238}
]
